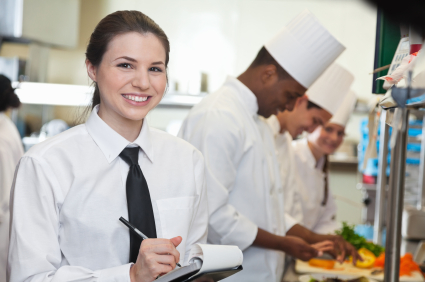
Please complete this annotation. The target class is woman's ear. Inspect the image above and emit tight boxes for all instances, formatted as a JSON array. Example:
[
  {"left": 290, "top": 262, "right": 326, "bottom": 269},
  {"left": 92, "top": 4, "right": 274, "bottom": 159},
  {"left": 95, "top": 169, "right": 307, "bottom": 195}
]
[
  {"left": 296, "top": 94, "right": 309, "bottom": 107},
  {"left": 86, "top": 59, "right": 97, "bottom": 82}
]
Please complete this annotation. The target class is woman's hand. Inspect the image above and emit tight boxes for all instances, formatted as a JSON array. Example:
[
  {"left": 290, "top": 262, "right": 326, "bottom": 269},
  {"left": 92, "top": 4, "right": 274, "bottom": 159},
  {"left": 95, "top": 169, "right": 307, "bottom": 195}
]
[{"left": 130, "top": 236, "right": 182, "bottom": 282}]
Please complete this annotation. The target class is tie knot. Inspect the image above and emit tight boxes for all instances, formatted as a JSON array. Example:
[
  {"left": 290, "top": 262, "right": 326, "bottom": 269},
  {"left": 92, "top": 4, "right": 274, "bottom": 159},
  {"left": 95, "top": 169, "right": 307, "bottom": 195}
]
[{"left": 119, "top": 147, "right": 140, "bottom": 166}]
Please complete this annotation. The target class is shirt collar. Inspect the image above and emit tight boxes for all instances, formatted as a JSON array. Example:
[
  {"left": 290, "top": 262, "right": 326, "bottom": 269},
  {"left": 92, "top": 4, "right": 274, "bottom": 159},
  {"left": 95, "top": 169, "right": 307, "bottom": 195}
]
[
  {"left": 225, "top": 76, "right": 259, "bottom": 117},
  {"left": 268, "top": 115, "right": 281, "bottom": 136},
  {"left": 85, "top": 105, "right": 154, "bottom": 163}
]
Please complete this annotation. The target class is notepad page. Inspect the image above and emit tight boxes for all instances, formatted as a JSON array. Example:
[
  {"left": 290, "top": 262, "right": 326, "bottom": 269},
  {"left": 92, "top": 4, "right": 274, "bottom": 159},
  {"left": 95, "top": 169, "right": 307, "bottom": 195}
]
[{"left": 188, "top": 244, "right": 243, "bottom": 274}]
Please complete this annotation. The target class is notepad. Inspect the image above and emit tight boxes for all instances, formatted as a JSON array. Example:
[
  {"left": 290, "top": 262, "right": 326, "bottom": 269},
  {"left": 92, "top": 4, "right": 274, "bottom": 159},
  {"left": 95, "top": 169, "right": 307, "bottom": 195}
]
[{"left": 156, "top": 244, "right": 243, "bottom": 282}]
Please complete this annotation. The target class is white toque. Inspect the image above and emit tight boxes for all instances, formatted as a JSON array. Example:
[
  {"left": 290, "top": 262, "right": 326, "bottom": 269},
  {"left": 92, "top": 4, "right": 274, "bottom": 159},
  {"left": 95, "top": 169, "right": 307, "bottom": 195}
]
[
  {"left": 329, "top": 90, "right": 357, "bottom": 127},
  {"left": 307, "top": 63, "right": 354, "bottom": 115},
  {"left": 265, "top": 10, "right": 345, "bottom": 89}
]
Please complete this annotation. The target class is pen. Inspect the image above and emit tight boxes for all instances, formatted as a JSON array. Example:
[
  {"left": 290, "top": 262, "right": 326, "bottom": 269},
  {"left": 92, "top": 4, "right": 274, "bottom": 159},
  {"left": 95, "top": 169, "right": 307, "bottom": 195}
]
[{"left": 119, "top": 217, "right": 182, "bottom": 267}]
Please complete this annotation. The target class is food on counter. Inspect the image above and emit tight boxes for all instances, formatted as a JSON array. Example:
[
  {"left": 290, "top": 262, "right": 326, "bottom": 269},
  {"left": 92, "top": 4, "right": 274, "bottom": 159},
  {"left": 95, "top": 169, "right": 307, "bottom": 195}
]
[
  {"left": 335, "top": 222, "right": 385, "bottom": 257},
  {"left": 308, "top": 258, "right": 336, "bottom": 269},
  {"left": 374, "top": 252, "right": 420, "bottom": 277},
  {"left": 308, "top": 276, "right": 369, "bottom": 282},
  {"left": 352, "top": 248, "right": 376, "bottom": 269}
]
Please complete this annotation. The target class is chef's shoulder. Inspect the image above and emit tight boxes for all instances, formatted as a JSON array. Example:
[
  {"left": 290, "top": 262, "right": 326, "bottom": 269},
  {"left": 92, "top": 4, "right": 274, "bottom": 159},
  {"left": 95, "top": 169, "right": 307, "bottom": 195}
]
[
  {"left": 291, "top": 138, "right": 310, "bottom": 164},
  {"left": 183, "top": 86, "right": 247, "bottom": 133}
]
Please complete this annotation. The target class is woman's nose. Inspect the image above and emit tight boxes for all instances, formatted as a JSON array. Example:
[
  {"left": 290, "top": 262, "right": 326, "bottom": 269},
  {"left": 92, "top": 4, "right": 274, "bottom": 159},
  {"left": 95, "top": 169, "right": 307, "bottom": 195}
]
[{"left": 132, "top": 69, "right": 150, "bottom": 90}]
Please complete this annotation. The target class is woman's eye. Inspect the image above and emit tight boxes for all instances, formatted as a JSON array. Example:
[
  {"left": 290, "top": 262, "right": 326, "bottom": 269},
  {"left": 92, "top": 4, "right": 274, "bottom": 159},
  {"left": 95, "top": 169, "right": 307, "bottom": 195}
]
[
  {"left": 118, "top": 63, "right": 132, "bottom": 69},
  {"left": 149, "top": 67, "right": 163, "bottom": 72}
]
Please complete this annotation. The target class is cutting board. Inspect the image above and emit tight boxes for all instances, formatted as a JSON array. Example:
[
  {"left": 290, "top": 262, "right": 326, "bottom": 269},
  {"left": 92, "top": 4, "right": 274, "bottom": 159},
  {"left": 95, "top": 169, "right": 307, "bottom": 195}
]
[{"left": 295, "top": 260, "right": 424, "bottom": 282}]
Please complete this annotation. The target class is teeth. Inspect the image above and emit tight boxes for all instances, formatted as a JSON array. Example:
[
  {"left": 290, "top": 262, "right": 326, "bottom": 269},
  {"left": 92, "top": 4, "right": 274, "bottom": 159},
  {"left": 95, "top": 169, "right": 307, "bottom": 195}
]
[{"left": 123, "top": 95, "right": 148, "bottom": 102}]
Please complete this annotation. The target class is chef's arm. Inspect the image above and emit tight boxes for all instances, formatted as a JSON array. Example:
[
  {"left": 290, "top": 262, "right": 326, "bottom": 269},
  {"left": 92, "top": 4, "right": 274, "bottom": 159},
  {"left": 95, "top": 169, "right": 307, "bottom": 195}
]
[
  {"left": 253, "top": 228, "right": 319, "bottom": 261},
  {"left": 286, "top": 224, "right": 360, "bottom": 263}
]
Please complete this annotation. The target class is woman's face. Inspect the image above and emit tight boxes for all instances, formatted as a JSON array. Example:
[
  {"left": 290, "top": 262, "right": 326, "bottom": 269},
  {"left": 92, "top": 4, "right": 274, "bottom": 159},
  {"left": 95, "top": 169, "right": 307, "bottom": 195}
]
[
  {"left": 87, "top": 32, "right": 167, "bottom": 123},
  {"left": 308, "top": 122, "right": 345, "bottom": 155}
]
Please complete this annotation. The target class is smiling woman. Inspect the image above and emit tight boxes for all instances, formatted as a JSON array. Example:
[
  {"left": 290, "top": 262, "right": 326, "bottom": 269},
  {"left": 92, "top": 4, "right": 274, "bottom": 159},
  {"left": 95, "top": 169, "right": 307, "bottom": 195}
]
[{"left": 8, "top": 11, "right": 208, "bottom": 282}]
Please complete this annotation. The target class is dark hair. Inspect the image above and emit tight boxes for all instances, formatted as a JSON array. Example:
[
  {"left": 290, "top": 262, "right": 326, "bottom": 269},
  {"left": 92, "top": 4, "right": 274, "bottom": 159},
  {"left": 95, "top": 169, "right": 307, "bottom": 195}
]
[
  {"left": 306, "top": 100, "right": 322, "bottom": 110},
  {"left": 0, "top": 74, "right": 21, "bottom": 112},
  {"left": 86, "top": 10, "right": 170, "bottom": 109},
  {"left": 249, "top": 47, "right": 292, "bottom": 80}
]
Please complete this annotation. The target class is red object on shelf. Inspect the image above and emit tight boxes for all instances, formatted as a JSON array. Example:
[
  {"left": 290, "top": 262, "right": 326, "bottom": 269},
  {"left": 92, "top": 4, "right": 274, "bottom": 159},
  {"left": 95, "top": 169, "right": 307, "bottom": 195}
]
[
  {"left": 410, "top": 44, "right": 422, "bottom": 54},
  {"left": 363, "top": 174, "right": 377, "bottom": 184}
]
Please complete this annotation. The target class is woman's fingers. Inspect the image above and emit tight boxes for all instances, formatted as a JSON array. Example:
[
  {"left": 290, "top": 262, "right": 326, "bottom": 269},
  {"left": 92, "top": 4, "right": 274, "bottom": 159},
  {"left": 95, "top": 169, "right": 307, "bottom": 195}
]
[
  {"left": 140, "top": 239, "right": 181, "bottom": 266},
  {"left": 156, "top": 254, "right": 178, "bottom": 269},
  {"left": 170, "top": 236, "right": 182, "bottom": 247}
]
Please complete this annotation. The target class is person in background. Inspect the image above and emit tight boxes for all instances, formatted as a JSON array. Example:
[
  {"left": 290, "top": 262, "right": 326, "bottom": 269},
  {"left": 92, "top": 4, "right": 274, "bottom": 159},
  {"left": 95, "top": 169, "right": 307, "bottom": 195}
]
[
  {"left": 0, "top": 75, "right": 24, "bottom": 282},
  {"left": 179, "top": 10, "right": 358, "bottom": 282},
  {"left": 267, "top": 64, "right": 354, "bottom": 224},
  {"left": 8, "top": 11, "right": 208, "bottom": 282},
  {"left": 292, "top": 91, "right": 357, "bottom": 234}
]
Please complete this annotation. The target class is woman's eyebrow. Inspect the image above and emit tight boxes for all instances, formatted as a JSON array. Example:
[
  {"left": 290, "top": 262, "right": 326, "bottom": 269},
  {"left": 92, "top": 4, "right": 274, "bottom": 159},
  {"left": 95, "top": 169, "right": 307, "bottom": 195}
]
[
  {"left": 152, "top": 61, "right": 165, "bottom": 65},
  {"left": 114, "top": 56, "right": 137, "bottom": 62}
]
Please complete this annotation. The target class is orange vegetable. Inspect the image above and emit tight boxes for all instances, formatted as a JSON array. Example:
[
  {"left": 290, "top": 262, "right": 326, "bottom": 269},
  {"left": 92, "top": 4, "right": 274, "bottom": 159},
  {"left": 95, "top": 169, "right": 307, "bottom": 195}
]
[
  {"left": 308, "top": 258, "right": 335, "bottom": 269},
  {"left": 372, "top": 252, "right": 420, "bottom": 276},
  {"left": 355, "top": 248, "right": 376, "bottom": 268}
]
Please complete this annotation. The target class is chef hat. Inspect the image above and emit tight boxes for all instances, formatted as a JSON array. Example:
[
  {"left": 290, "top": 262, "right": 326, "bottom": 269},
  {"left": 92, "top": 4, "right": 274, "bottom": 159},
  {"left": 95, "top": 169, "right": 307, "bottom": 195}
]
[
  {"left": 264, "top": 10, "right": 345, "bottom": 88},
  {"left": 307, "top": 63, "right": 354, "bottom": 115},
  {"left": 329, "top": 90, "right": 357, "bottom": 127}
]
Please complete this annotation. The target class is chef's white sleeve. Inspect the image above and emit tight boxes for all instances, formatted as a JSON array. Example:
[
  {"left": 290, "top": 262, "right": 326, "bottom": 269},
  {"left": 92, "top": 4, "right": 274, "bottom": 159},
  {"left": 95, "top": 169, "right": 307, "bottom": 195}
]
[
  {"left": 312, "top": 192, "right": 341, "bottom": 235},
  {"left": 284, "top": 213, "right": 298, "bottom": 233},
  {"left": 182, "top": 150, "right": 209, "bottom": 263},
  {"left": 178, "top": 111, "right": 258, "bottom": 251},
  {"left": 8, "top": 157, "right": 132, "bottom": 282}
]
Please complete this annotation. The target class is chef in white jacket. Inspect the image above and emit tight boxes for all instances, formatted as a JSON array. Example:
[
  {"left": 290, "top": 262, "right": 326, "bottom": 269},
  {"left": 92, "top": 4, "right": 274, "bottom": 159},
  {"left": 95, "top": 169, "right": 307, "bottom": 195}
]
[
  {"left": 179, "top": 10, "right": 358, "bottom": 282},
  {"left": 0, "top": 75, "right": 24, "bottom": 282},
  {"left": 292, "top": 91, "right": 357, "bottom": 234},
  {"left": 267, "top": 64, "right": 354, "bottom": 224}
]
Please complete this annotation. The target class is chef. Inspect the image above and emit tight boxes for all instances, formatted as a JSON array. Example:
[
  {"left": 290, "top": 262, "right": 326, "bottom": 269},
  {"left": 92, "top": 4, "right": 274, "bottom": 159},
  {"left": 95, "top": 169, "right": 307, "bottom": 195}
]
[
  {"left": 292, "top": 91, "right": 357, "bottom": 234},
  {"left": 0, "top": 75, "right": 24, "bottom": 282},
  {"left": 266, "top": 64, "right": 354, "bottom": 223},
  {"left": 178, "top": 10, "right": 357, "bottom": 282}
]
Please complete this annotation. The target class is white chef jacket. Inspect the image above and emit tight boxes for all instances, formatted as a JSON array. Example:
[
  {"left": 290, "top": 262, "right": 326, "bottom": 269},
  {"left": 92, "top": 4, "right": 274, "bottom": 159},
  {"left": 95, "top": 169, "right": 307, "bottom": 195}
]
[
  {"left": 292, "top": 138, "right": 340, "bottom": 234},
  {"left": 8, "top": 106, "right": 208, "bottom": 282},
  {"left": 178, "top": 76, "right": 297, "bottom": 282},
  {"left": 0, "top": 113, "right": 24, "bottom": 282},
  {"left": 266, "top": 115, "right": 304, "bottom": 223}
]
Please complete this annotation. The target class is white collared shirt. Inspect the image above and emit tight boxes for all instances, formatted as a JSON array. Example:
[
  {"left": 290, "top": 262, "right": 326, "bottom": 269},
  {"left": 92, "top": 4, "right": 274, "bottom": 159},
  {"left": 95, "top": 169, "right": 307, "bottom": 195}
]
[
  {"left": 292, "top": 138, "right": 340, "bottom": 234},
  {"left": 265, "top": 115, "right": 304, "bottom": 223},
  {"left": 178, "top": 76, "right": 296, "bottom": 282},
  {"left": 0, "top": 113, "right": 24, "bottom": 282},
  {"left": 8, "top": 106, "right": 208, "bottom": 282}
]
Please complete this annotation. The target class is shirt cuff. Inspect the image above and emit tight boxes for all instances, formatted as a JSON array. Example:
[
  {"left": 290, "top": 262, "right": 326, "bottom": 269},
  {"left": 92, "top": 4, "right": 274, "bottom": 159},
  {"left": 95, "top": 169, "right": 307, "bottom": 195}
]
[
  {"left": 284, "top": 213, "right": 298, "bottom": 233},
  {"left": 98, "top": 263, "right": 133, "bottom": 282},
  {"left": 220, "top": 213, "right": 258, "bottom": 251}
]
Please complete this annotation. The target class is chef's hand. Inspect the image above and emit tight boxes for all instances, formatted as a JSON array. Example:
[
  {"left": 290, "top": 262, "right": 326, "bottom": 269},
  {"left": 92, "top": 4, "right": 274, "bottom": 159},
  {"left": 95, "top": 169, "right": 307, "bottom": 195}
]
[
  {"left": 326, "top": 235, "right": 361, "bottom": 264},
  {"left": 130, "top": 236, "right": 182, "bottom": 282},
  {"left": 280, "top": 236, "right": 320, "bottom": 261}
]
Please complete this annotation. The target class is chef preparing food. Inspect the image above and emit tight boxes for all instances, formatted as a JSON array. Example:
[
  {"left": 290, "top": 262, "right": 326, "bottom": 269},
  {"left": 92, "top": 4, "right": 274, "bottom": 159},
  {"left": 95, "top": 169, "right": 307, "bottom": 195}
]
[
  {"left": 292, "top": 91, "right": 357, "bottom": 234},
  {"left": 266, "top": 64, "right": 354, "bottom": 224},
  {"left": 179, "top": 10, "right": 360, "bottom": 282}
]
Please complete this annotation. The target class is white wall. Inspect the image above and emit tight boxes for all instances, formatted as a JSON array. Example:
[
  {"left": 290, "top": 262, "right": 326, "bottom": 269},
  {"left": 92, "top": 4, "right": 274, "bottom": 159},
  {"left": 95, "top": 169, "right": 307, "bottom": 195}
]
[{"left": 95, "top": 0, "right": 377, "bottom": 100}]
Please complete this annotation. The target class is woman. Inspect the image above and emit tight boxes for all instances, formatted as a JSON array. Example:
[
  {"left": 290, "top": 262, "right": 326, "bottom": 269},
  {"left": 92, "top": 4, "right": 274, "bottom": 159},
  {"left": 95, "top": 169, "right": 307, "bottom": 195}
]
[
  {"left": 0, "top": 75, "right": 24, "bottom": 282},
  {"left": 292, "top": 91, "right": 356, "bottom": 235},
  {"left": 8, "top": 11, "right": 208, "bottom": 282}
]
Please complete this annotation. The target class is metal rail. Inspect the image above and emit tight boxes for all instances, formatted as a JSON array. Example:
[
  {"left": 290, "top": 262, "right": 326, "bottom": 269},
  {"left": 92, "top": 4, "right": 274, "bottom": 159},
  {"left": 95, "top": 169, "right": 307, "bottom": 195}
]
[
  {"left": 374, "top": 109, "right": 389, "bottom": 245},
  {"left": 384, "top": 108, "right": 409, "bottom": 282},
  {"left": 417, "top": 115, "right": 425, "bottom": 210}
]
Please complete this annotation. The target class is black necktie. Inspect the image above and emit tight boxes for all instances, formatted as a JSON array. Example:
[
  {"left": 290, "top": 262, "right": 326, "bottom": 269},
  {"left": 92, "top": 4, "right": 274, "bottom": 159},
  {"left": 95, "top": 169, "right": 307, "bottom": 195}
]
[{"left": 120, "top": 147, "right": 157, "bottom": 263}]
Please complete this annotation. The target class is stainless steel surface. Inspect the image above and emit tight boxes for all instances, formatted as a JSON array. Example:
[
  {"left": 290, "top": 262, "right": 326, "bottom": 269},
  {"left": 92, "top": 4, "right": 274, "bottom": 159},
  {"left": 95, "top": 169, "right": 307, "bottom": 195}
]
[
  {"left": 418, "top": 115, "right": 425, "bottom": 210},
  {"left": 384, "top": 108, "right": 409, "bottom": 282},
  {"left": 374, "top": 109, "right": 389, "bottom": 245}
]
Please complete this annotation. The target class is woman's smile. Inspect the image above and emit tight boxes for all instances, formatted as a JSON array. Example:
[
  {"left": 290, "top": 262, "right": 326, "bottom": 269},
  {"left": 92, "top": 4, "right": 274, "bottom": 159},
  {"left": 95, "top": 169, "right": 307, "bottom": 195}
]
[{"left": 122, "top": 93, "right": 152, "bottom": 106}]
